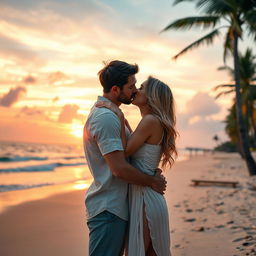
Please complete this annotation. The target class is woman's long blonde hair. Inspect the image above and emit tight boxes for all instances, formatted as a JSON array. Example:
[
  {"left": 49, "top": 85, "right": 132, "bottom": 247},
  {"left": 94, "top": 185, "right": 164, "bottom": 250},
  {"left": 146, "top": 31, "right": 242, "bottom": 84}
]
[{"left": 145, "top": 76, "right": 178, "bottom": 168}]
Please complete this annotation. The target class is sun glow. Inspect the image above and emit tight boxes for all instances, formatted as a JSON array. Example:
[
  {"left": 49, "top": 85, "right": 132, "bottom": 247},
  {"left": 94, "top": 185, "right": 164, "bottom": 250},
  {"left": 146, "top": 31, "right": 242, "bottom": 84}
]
[
  {"left": 73, "top": 179, "right": 93, "bottom": 190},
  {"left": 70, "top": 122, "right": 83, "bottom": 138}
]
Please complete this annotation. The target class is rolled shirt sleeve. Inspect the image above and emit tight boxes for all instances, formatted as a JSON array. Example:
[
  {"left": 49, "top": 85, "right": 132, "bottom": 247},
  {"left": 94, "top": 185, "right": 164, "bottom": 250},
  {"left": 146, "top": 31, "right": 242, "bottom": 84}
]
[{"left": 92, "top": 112, "right": 124, "bottom": 155}]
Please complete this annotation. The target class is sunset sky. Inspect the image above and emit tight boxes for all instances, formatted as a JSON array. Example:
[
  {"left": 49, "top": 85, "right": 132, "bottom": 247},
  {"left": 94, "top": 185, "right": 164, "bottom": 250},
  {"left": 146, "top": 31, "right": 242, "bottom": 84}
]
[{"left": 0, "top": 0, "right": 255, "bottom": 148}]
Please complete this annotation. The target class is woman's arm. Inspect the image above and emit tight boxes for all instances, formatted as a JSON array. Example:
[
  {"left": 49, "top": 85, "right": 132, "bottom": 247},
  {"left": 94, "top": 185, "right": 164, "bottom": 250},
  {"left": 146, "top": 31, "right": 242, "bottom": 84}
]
[
  {"left": 95, "top": 102, "right": 156, "bottom": 156},
  {"left": 124, "top": 118, "right": 133, "bottom": 133},
  {"left": 125, "top": 115, "right": 156, "bottom": 157},
  {"left": 119, "top": 113, "right": 127, "bottom": 149}
]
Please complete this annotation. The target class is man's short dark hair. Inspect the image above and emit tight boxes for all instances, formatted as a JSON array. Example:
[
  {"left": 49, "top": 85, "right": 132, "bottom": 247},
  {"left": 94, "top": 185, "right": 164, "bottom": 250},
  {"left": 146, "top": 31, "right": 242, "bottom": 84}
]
[{"left": 98, "top": 60, "right": 139, "bottom": 93}]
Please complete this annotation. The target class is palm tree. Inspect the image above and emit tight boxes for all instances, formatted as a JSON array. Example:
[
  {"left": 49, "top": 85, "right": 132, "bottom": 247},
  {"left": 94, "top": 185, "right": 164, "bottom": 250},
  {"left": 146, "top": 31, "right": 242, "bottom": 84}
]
[
  {"left": 225, "top": 104, "right": 238, "bottom": 144},
  {"left": 162, "top": 0, "right": 256, "bottom": 175},
  {"left": 213, "top": 134, "right": 219, "bottom": 145},
  {"left": 214, "top": 48, "right": 256, "bottom": 148},
  {"left": 224, "top": 103, "right": 249, "bottom": 156}
]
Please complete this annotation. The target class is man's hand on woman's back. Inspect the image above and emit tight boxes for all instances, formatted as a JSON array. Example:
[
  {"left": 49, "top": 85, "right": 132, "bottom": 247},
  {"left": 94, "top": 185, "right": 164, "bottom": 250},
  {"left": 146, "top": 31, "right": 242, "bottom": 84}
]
[{"left": 151, "top": 169, "right": 167, "bottom": 195}]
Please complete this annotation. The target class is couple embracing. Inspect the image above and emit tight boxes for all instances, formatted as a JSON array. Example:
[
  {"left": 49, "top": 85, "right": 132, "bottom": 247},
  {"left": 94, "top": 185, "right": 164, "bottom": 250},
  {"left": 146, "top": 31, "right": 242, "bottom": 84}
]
[{"left": 83, "top": 60, "right": 177, "bottom": 256}]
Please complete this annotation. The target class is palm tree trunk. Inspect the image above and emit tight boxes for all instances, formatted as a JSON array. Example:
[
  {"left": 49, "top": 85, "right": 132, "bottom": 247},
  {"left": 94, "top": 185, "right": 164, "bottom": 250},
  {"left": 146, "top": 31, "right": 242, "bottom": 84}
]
[
  {"left": 252, "top": 115, "right": 256, "bottom": 147},
  {"left": 251, "top": 106, "right": 256, "bottom": 148},
  {"left": 233, "top": 33, "right": 256, "bottom": 175},
  {"left": 249, "top": 101, "right": 256, "bottom": 148}
]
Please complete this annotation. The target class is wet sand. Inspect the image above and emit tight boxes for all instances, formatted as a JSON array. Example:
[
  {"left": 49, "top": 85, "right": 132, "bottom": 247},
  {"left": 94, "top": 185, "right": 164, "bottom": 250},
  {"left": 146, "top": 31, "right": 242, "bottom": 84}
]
[{"left": 0, "top": 152, "right": 255, "bottom": 255}]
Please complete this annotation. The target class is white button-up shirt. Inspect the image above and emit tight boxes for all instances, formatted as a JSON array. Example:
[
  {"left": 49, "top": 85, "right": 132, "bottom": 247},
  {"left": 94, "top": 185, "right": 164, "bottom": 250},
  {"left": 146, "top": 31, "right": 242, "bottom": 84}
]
[{"left": 83, "top": 96, "right": 129, "bottom": 221}]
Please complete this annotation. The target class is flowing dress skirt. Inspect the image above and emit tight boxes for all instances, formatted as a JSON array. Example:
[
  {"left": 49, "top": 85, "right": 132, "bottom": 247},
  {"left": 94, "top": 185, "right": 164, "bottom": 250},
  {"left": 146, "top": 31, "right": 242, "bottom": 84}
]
[{"left": 127, "top": 185, "right": 171, "bottom": 256}]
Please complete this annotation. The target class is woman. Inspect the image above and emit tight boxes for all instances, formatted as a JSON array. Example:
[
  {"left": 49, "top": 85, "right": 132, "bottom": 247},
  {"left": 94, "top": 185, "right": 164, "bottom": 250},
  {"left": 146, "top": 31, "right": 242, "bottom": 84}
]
[{"left": 96, "top": 76, "right": 177, "bottom": 256}]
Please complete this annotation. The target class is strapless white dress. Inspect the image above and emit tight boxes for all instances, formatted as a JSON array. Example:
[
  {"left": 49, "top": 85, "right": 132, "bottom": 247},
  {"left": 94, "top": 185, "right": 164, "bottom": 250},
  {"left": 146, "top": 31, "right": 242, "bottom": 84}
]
[{"left": 128, "top": 143, "right": 171, "bottom": 256}]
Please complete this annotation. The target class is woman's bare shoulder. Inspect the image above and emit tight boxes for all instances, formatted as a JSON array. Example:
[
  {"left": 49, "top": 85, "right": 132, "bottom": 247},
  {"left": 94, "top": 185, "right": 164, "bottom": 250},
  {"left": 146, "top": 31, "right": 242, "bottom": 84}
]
[
  {"left": 140, "top": 114, "right": 160, "bottom": 126},
  {"left": 135, "top": 114, "right": 161, "bottom": 134}
]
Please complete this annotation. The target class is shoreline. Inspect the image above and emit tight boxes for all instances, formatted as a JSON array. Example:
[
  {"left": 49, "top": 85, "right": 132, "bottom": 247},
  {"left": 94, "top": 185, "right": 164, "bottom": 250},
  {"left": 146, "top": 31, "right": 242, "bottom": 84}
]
[
  {"left": 0, "top": 152, "right": 190, "bottom": 214},
  {"left": 0, "top": 152, "right": 256, "bottom": 255},
  {"left": 0, "top": 149, "right": 191, "bottom": 213},
  {"left": 0, "top": 178, "right": 93, "bottom": 214}
]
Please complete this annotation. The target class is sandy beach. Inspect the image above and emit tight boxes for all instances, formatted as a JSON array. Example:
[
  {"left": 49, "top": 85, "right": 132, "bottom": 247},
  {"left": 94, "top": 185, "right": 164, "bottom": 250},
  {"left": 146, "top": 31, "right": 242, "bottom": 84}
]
[{"left": 0, "top": 152, "right": 256, "bottom": 256}]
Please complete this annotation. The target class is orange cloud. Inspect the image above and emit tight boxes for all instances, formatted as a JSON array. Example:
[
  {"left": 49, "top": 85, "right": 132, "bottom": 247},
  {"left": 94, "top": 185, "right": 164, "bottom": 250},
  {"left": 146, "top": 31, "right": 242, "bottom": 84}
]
[
  {"left": 186, "top": 92, "right": 221, "bottom": 117},
  {"left": 23, "top": 75, "right": 37, "bottom": 84},
  {"left": 0, "top": 1, "right": 237, "bottom": 147},
  {"left": 48, "top": 71, "right": 69, "bottom": 85},
  {"left": 17, "top": 106, "right": 50, "bottom": 121},
  {"left": 58, "top": 104, "right": 80, "bottom": 123},
  {"left": 52, "top": 96, "right": 59, "bottom": 103},
  {"left": 0, "top": 86, "right": 26, "bottom": 107}
]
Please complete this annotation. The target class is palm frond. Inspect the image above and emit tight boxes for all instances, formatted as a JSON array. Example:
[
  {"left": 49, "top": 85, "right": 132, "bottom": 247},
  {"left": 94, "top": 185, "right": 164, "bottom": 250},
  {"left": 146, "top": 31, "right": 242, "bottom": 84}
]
[
  {"left": 239, "top": 48, "right": 256, "bottom": 85},
  {"left": 173, "top": 0, "right": 194, "bottom": 5},
  {"left": 196, "top": 0, "right": 236, "bottom": 15},
  {"left": 223, "top": 27, "right": 233, "bottom": 63},
  {"left": 241, "top": 84, "right": 256, "bottom": 102},
  {"left": 247, "top": 28, "right": 256, "bottom": 41},
  {"left": 245, "top": 9, "right": 256, "bottom": 25},
  {"left": 247, "top": 84, "right": 256, "bottom": 99},
  {"left": 241, "top": 1, "right": 256, "bottom": 13},
  {"left": 247, "top": 24, "right": 256, "bottom": 33},
  {"left": 213, "top": 83, "right": 235, "bottom": 91},
  {"left": 245, "top": 9, "right": 256, "bottom": 40},
  {"left": 217, "top": 65, "right": 234, "bottom": 78},
  {"left": 172, "top": 28, "right": 221, "bottom": 60},
  {"left": 161, "top": 16, "right": 220, "bottom": 32},
  {"left": 243, "top": 48, "right": 256, "bottom": 62},
  {"left": 215, "top": 88, "right": 236, "bottom": 99},
  {"left": 217, "top": 65, "right": 232, "bottom": 71}
]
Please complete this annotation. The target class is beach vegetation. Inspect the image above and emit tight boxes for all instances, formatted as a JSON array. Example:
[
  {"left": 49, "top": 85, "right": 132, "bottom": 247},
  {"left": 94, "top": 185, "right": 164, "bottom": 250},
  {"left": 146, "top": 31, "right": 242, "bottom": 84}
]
[
  {"left": 214, "top": 141, "right": 237, "bottom": 152},
  {"left": 162, "top": 0, "right": 256, "bottom": 175},
  {"left": 214, "top": 48, "right": 256, "bottom": 152}
]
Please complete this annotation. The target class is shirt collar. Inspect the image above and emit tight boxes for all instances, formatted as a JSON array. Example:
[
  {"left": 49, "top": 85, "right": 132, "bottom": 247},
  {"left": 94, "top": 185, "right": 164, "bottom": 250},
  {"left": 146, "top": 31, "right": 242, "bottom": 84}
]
[{"left": 97, "top": 96, "right": 112, "bottom": 102}]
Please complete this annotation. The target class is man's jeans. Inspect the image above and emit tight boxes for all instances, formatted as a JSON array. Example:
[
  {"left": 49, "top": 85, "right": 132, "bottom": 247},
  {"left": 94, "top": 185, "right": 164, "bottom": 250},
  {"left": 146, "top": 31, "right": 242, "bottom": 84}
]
[{"left": 87, "top": 211, "right": 127, "bottom": 256}]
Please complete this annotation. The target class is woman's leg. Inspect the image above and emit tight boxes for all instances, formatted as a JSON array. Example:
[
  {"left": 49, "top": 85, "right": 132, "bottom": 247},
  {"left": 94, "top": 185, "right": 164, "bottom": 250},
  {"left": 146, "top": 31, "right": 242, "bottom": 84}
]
[
  {"left": 143, "top": 204, "right": 157, "bottom": 255},
  {"left": 143, "top": 205, "right": 151, "bottom": 252},
  {"left": 147, "top": 243, "right": 157, "bottom": 256}
]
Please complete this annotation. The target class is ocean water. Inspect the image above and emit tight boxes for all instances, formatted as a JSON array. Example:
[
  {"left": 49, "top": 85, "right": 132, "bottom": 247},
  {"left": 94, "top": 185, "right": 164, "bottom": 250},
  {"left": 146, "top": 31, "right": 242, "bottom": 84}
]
[
  {"left": 0, "top": 141, "right": 194, "bottom": 194},
  {"left": 0, "top": 141, "right": 90, "bottom": 193}
]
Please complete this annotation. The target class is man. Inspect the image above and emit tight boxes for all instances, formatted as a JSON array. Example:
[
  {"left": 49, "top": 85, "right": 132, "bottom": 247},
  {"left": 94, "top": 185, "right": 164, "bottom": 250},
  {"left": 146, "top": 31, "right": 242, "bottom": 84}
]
[{"left": 83, "top": 60, "right": 166, "bottom": 256}]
